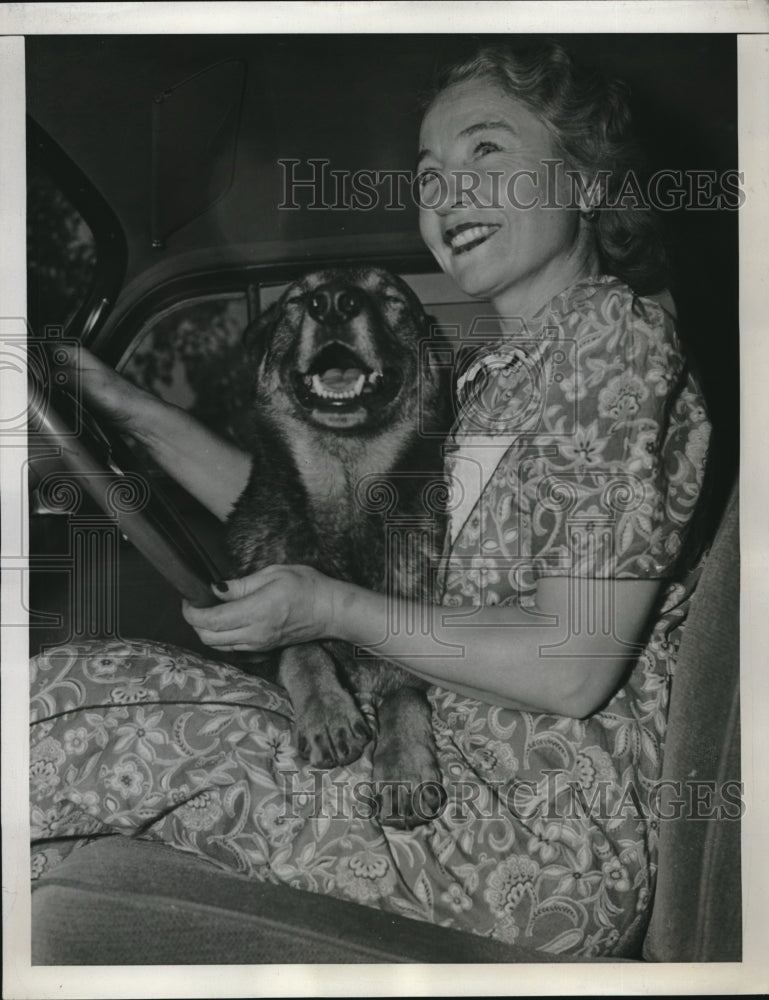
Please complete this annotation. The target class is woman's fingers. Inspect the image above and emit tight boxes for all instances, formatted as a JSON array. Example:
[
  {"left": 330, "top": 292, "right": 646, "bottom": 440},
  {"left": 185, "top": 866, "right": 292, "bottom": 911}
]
[
  {"left": 184, "top": 565, "right": 329, "bottom": 652},
  {"left": 182, "top": 599, "right": 276, "bottom": 649},
  {"left": 68, "top": 343, "right": 156, "bottom": 432},
  {"left": 182, "top": 597, "right": 259, "bottom": 632},
  {"left": 71, "top": 344, "right": 121, "bottom": 395},
  {"left": 185, "top": 611, "right": 284, "bottom": 652},
  {"left": 211, "top": 567, "right": 285, "bottom": 602},
  {"left": 183, "top": 574, "right": 287, "bottom": 635}
]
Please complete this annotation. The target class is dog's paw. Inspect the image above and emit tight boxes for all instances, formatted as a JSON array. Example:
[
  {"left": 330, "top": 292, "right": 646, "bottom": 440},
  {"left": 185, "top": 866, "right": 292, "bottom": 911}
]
[
  {"left": 373, "top": 739, "right": 446, "bottom": 829},
  {"left": 295, "top": 691, "right": 371, "bottom": 769}
]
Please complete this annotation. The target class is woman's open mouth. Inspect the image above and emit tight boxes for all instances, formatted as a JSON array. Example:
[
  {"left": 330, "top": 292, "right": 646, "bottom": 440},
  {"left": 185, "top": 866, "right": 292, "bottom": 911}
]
[
  {"left": 294, "top": 343, "right": 399, "bottom": 414},
  {"left": 444, "top": 222, "right": 501, "bottom": 256}
]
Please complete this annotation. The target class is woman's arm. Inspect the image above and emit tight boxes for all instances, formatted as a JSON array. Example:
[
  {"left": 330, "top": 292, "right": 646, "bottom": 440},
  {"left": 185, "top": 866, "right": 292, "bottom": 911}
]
[
  {"left": 331, "top": 574, "right": 664, "bottom": 716},
  {"left": 183, "top": 568, "right": 665, "bottom": 718},
  {"left": 70, "top": 345, "right": 251, "bottom": 520}
]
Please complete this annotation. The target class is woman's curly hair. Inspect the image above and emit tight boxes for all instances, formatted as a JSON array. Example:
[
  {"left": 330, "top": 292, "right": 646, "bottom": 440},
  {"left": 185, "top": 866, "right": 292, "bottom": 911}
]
[{"left": 423, "top": 41, "right": 668, "bottom": 295}]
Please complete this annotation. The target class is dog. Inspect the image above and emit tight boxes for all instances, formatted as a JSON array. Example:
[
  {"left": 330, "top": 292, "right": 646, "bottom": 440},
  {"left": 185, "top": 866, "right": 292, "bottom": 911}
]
[{"left": 226, "top": 266, "right": 450, "bottom": 827}]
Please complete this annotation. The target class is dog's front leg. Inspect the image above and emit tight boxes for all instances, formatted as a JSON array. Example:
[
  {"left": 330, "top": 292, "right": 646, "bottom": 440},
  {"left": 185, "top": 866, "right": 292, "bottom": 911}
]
[
  {"left": 373, "top": 687, "right": 444, "bottom": 829},
  {"left": 279, "top": 643, "right": 371, "bottom": 768}
]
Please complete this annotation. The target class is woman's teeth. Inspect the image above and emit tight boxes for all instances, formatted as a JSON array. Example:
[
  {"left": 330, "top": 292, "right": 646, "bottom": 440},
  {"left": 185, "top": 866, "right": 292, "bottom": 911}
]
[{"left": 446, "top": 224, "right": 499, "bottom": 253}]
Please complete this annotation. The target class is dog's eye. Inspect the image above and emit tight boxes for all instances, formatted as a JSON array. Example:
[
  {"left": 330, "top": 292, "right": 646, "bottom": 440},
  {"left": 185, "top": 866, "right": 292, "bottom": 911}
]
[
  {"left": 285, "top": 295, "right": 305, "bottom": 307},
  {"left": 384, "top": 294, "right": 406, "bottom": 307}
]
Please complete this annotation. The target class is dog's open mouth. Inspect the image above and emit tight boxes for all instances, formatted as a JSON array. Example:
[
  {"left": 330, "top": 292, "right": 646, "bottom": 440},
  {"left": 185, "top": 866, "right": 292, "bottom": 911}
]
[{"left": 295, "top": 343, "right": 399, "bottom": 413}]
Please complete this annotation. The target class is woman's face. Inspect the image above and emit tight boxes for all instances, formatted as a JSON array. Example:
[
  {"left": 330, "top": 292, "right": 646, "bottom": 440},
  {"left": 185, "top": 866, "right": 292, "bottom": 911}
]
[{"left": 417, "top": 79, "right": 597, "bottom": 319}]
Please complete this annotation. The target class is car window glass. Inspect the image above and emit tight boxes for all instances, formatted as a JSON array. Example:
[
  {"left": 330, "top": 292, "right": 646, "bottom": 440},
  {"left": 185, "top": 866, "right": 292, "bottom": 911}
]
[
  {"left": 119, "top": 293, "right": 251, "bottom": 444},
  {"left": 27, "top": 159, "right": 98, "bottom": 333}
]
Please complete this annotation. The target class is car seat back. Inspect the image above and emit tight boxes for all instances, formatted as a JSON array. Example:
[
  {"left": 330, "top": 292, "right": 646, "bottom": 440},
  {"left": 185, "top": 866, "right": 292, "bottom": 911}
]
[{"left": 643, "top": 484, "right": 741, "bottom": 960}]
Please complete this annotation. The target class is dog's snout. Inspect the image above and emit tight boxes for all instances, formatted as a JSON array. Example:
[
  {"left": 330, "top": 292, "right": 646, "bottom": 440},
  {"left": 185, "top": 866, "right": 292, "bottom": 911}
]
[
  {"left": 307, "top": 291, "right": 330, "bottom": 323},
  {"left": 307, "top": 285, "right": 364, "bottom": 324}
]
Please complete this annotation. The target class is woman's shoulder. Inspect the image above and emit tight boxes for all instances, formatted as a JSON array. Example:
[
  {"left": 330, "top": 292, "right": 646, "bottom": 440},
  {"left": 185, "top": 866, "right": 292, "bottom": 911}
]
[
  {"left": 545, "top": 274, "right": 682, "bottom": 358},
  {"left": 548, "top": 273, "right": 672, "bottom": 321}
]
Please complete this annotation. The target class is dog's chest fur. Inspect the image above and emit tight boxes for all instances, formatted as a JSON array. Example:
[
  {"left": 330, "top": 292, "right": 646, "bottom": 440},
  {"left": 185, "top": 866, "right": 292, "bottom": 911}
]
[
  {"left": 227, "top": 415, "right": 426, "bottom": 592},
  {"left": 288, "top": 422, "right": 413, "bottom": 526}
]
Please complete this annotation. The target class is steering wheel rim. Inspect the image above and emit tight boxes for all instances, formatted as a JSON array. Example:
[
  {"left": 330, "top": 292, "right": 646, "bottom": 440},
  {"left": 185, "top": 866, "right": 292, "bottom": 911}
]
[{"left": 33, "top": 379, "right": 226, "bottom": 609}]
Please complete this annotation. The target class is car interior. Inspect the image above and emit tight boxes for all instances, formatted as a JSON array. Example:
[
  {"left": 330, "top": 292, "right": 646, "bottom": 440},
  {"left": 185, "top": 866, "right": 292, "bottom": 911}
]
[{"left": 25, "top": 32, "right": 740, "bottom": 964}]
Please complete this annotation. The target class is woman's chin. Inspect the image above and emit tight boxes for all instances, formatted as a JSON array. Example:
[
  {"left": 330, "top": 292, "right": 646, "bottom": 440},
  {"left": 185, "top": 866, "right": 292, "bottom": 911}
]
[
  {"left": 446, "top": 264, "right": 497, "bottom": 302},
  {"left": 440, "top": 243, "right": 505, "bottom": 301}
]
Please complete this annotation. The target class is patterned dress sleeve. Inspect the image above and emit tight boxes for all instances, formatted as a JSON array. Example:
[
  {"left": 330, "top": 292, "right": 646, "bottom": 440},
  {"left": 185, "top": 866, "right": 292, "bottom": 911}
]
[{"left": 523, "top": 280, "right": 711, "bottom": 582}]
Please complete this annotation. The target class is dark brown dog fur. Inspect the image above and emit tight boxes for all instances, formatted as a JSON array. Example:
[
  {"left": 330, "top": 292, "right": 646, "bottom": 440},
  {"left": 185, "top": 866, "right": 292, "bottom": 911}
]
[{"left": 226, "top": 266, "right": 450, "bottom": 827}]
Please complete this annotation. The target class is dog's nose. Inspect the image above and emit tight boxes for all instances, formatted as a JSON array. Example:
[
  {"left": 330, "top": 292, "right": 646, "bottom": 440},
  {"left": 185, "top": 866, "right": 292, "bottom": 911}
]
[
  {"left": 335, "top": 288, "right": 363, "bottom": 319},
  {"left": 307, "top": 286, "right": 363, "bottom": 323}
]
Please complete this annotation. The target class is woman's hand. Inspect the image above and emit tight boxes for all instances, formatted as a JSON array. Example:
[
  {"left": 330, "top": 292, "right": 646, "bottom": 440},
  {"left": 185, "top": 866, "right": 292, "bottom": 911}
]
[
  {"left": 65, "top": 343, "right": 159, "bottom": 439},
  {"left": 182, "top": 565, "right": 337, "bottom": 652},
  {"left": 63, "top": 343, "right": 251, "bottom": 520}
]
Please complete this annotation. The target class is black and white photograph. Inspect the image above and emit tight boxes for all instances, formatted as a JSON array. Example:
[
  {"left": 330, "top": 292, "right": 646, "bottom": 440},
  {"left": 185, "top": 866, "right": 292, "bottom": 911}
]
[{"left": 2, "top": 2, "right": 768, "bottom": 996}]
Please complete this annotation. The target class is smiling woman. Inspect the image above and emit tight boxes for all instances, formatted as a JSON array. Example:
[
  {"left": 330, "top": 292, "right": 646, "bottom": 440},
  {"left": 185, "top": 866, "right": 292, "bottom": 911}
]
[
  {"left": 416, "top": 43, "right": 668, "bottom": 312},
  {"left": 27, "top": 36, "right": 734, "bottom": 962},
  {"left": 418, "top": 83, "right": 596, "bottom": 315}
]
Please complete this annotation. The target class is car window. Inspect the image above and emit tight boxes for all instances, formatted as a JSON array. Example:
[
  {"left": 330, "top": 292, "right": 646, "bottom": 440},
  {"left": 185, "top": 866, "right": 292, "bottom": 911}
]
[
  {"left": 119, "top": 292, "right": 251, "bottom": 444},
  {"left": 27, "top": 158, "right": 98, "bottom": 334}
]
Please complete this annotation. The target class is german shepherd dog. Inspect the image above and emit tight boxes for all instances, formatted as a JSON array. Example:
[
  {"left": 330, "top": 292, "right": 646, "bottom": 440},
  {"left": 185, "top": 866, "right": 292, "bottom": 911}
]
[{"left": 226, "top": 267, "right": 450, "bottom": 827}]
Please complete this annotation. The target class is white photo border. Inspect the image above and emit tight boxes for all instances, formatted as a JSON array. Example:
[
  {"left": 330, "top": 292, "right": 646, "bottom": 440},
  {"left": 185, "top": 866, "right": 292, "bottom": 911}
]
[{"left": 2, "top": 3, "right": 767, "bottom": 997}]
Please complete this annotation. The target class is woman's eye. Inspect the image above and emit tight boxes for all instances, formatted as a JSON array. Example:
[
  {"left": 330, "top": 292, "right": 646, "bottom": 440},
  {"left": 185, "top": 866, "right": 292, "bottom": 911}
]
[
  {"left": 417, "top": 169, "right": 440, "bottom": 189},
  {"left": 474, "top": 140, "right": 502, "bottom": 157}
]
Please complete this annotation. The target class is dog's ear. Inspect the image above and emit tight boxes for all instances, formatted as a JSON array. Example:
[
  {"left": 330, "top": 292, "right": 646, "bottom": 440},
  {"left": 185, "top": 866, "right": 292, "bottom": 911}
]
[{"left": 242, "top": 300, "right": 282, "bottom": 369}]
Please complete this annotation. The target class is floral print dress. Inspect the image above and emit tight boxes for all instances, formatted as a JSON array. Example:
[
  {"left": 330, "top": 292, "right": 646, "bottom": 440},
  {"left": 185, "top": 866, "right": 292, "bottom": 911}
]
[{"left": 30, "top": 276, "right": 710, "bottom": 959}]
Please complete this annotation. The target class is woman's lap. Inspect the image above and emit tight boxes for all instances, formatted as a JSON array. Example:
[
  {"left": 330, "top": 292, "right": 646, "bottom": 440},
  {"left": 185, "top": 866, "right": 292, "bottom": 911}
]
[{"left": 30, "top": 638, "right": 656, "bottom": 958}]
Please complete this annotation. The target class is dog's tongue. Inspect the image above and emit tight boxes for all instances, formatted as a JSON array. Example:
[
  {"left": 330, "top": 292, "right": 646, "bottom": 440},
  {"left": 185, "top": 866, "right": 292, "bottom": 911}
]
[{"left": 318, "top": 367, "right": 365, "bottom": 391}]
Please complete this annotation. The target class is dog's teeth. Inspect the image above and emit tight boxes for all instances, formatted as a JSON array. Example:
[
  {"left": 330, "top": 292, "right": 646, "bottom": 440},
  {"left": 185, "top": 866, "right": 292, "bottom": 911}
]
[{"left": 308, "top": 370, "right": 369, "bottom": 400}]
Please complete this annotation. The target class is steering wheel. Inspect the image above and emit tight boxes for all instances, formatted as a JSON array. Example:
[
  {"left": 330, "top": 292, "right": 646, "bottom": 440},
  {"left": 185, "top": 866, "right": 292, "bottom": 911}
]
[{"left": 32, "top": 375, "right": 227, "bottom": 609}]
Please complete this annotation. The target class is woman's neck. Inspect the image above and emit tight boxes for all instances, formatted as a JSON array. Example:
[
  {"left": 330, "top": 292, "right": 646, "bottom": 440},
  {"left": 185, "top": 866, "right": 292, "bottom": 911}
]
[{"left": 492, "top": 243, "right": 602, "bottom": 334}]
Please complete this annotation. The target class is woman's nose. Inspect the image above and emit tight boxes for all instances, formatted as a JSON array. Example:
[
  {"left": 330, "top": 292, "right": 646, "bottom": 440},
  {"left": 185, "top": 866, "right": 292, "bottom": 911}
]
[{"left": 435, "top": 169, "right": 479, "bottom": 216}]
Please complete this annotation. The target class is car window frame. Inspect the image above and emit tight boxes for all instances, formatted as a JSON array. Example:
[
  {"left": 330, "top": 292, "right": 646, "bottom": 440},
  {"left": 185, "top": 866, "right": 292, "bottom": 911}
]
[
  {"left": 95, "top": 252, "right": 441, "bottom": 369},
  {"left": 27, "top": 117, "right": 128, "bottom": 344}
]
